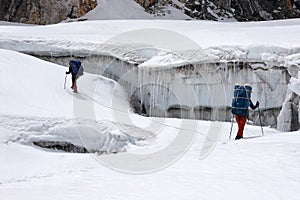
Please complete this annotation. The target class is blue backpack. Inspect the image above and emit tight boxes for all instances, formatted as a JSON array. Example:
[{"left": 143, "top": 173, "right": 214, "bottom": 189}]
[
  {"left": 231, "top": 84, "right": 252, "bottom": 116},
  {"left": 70, "top": 60, "right": 84, "bottom": 76}
]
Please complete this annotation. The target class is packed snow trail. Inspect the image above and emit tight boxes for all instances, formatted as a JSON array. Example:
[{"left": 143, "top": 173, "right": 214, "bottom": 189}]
[{"left": 1, "top": 126, "right": 300, "bottom": 200}]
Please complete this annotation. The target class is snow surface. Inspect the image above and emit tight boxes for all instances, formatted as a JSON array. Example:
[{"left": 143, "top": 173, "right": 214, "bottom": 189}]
[
  {"left": 0, "top": 21, "right": 35, "bottom": 26},
  {"left": 0, "top": 49, "right": 152, "bottom": 153},
  {"left": 1, "top": 46, "right": 300, "bottom": 199},
  {"left": 80, "top": 0, "right": 190, "bottom": 20},
  {"left": 1, "top": 19, "right": 300, "bottom": 63},
  {"left": 81, "top": 0, "right": 153, "bottom": 20},
  {"left": 1, "top": 16, "right": 300, "bottom": 199}
]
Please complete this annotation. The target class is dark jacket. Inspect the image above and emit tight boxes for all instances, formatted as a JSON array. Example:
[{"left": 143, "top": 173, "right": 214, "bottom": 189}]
[{"left": 66, "top": 66, "right": 74, "bottom": 76}]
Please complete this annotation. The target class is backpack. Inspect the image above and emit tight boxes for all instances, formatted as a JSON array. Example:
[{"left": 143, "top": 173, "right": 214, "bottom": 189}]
[
  {"left": 231, "top": 84, "right": 252, "bottom": 116},
  {"left": 70, "top": 60, "right": 84, "bottom": 76}
]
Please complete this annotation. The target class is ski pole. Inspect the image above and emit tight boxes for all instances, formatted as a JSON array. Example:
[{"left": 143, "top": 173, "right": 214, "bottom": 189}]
[
  {"left": 229, "top": 115, "right": 234, "bottom": 139},
  {"left": 64, "top": 74, "right": 67, "bottom": 89},
  {"left": 258, "top": 106, "right": 264, "bottom": 136}
]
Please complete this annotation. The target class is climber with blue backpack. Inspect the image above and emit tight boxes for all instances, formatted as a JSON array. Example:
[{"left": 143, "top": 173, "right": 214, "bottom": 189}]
[
  {"left": 65, "top": 60, "right": 84, "bottom": 93},
  {"left": 231, "top": 84, "right": 260, "bottom": 140}
]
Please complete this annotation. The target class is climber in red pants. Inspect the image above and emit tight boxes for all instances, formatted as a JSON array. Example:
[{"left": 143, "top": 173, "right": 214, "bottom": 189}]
[
  {"left": 235, "top": 100, "right": 259, "bottom": 140},
  {"left": 232, "top": 84, "right": 260, "bottom": 140}
]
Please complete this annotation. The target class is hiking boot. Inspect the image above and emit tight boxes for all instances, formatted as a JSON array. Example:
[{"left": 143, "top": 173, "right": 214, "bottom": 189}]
[{"left": 235, "top": 135, "right": 243, "bottom": 140}]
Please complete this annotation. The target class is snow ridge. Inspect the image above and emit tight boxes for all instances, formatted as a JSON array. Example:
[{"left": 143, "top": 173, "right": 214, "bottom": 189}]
[{"left": 1, "top": 115, "right": 153, "bottom": 154}]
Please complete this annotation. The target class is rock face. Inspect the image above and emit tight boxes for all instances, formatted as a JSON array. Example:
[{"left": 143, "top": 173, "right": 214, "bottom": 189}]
[
  {"left": 2, "top": 0, "right": 300, "bottom": 24},
  {"left": 134, "top": 0, "right": 156, "bottom": 9},
  {"left": 0, "top": 0, "right": 97, "bottom": 25},
  {"left": 139, "top": 0, "right": 300, "bottom": 21},
  {"left": 211, "top": 0, "right": 300, "bottom": 21}
]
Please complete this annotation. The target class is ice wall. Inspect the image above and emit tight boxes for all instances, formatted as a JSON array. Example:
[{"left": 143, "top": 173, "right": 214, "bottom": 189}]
[
  {"left": 35, "top": 53, "right": 289, "bottom": 128},
  {"left": 277, "top": 71, "right": 300, "bottom": 131},
  {"left": 134, "top": 61, "right": 288, "bottom": 127}
]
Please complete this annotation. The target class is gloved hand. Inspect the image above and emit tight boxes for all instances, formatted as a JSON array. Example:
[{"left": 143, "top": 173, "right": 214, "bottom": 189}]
[
  {"left": 65, "top": 71, "right": 68, "bottom": 74},
  {"left": 255, "top": 101, "right": 260, "bottom": 107}
]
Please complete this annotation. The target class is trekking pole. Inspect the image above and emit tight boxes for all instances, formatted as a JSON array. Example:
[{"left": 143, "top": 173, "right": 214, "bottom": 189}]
[
  {"left": 229, "top": 115, "right": 234, "bottom": 139},
  {"left": 64, "top": 74, "right": 67, "bottom": 89},
  {"left": 258, "top": 106, "right": 264, "bottom": 136}
]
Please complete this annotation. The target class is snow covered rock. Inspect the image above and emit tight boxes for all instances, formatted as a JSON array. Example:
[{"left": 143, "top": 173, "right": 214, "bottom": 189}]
[
  {"left": 277, "top": 90, "right": 300, "bottom": 131},
  {"left": 277, "top": 72, "right": 300, "bottom": 131},
  {"left": 143, "top": 0, "right": 300, "bottom": 21}
]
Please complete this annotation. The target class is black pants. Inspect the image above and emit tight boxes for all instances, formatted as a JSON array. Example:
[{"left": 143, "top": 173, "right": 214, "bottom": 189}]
[{"left": 71, "top": 75, "right": 77, "bottom": 87}]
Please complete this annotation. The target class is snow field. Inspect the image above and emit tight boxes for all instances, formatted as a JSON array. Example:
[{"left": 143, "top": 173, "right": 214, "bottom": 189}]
[{"left": 1, "top": 18, "right": 300, "bottom": 199}]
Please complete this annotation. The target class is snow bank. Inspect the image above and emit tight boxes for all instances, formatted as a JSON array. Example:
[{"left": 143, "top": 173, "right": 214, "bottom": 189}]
[
  {"left": 1, "top": 19, "right": 300, "bottom": 55},
  {"left": 0, "top": 49, "right": 154, "bottom": 153},
  {"left": 1, "top": 19, "right": 300, "bottom": 68},
  {"left": 0, "top": 49, "right": 130, "bottom": 119},
  {"left": 2, "top": 115, "right": 152, "bottom": 154}
]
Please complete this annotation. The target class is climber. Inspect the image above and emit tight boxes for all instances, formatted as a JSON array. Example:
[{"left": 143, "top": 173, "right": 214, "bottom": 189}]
[
  {"left": 65, "top": 60, "right": 84, "bottom": 93},
  {"left": 231, "top": 84, "right": 260, "bottom": 140}
]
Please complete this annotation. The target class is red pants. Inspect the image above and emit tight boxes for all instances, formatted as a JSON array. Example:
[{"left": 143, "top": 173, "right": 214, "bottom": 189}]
[{"left": 235, "top": 116, "right": 247, "bottom": 137}]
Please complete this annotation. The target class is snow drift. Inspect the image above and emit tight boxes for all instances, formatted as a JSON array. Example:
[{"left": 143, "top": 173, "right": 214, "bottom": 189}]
[{"left": 0, "top": 49, "right": 152, "bottom": 153}]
